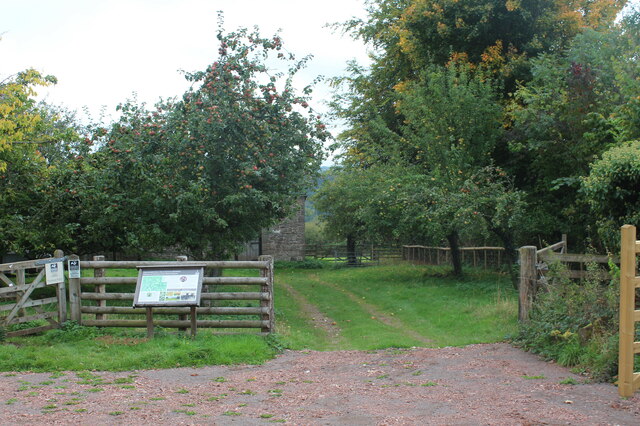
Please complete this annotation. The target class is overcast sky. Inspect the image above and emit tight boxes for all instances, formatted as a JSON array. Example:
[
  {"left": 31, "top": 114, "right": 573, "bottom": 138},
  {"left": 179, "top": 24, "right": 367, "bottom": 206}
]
[
  {"left": 0, "top": 0, "right": 371, "bottom": 145},
  {"left": 4, "top": 0, "right": 638, "bottom": 161}
]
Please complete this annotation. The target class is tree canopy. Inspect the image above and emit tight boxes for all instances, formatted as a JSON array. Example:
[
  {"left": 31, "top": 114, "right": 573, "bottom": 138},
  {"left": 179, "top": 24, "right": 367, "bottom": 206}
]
[{"left": 316, "top": 0, "right": 638, "bottom": 275}]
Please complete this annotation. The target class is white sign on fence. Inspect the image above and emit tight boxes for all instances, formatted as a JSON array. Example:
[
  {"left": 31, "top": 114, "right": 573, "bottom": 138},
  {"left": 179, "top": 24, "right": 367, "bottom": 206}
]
[
  {"left": 45, "top": 262, "right": 64, "bottom": 284},
  {"left": 133, "top": 266, "right": 204, "bottom": 307}
]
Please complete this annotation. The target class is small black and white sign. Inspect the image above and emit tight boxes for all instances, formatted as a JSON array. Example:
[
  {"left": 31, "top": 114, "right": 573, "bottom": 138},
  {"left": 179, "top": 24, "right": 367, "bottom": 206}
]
[{"left": 68, "top": 259, "right": 81, "bottom": 279}]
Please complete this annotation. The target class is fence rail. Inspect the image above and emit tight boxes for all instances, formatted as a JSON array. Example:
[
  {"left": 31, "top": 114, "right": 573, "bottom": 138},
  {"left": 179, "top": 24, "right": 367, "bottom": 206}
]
[
  {"left": 305, "top": 244, "right": 402, "bottom": 265},
  {"left": 68, "top": 255, "right": 275, "bottom": 335},
  {"left": 402, "top": 245, "right": 508, "bottom": 270}
]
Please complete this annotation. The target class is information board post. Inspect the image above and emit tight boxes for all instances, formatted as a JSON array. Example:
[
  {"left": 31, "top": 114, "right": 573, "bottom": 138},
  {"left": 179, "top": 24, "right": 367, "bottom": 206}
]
[
  {"left": 190, "top": 306, "right": 197, "bottom": 337},
  {"left": 176, "top": 256, "right": 188, "bottom": 332},
  {"left": 146, "top": 307, "right": 154, "bottom": 338}
]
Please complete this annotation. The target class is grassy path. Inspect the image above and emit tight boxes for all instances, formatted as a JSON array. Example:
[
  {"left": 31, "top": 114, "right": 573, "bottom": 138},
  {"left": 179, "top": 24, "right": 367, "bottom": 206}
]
[
  {"left": 305, "top": 273, "right": 434, "bottom": 345},
  {"left": 274, "top": 264, "right": 518, "bottom": 351},
  {"left": 277, "top": 280, "right": 344, "bottom": 349}
]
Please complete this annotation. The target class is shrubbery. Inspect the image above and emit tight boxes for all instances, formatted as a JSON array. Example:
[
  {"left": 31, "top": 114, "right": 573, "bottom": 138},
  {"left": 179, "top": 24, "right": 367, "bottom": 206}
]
[
  {"left": 513, "top": 261, "right": 624, "bottom": 381},
  {"left": 582, "top": 140, "right": 640, "bottom": 250}
]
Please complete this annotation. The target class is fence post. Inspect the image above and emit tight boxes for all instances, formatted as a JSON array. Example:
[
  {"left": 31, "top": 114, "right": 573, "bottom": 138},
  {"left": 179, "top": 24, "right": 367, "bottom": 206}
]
[
  {"left": 258, "top": 255, "right": 274, "bottom": 334},
  {"left": 176, "top": 256, "right": 189, "bottom": 331},
  {"left": 68, "top": 254, "right": 82, "bottom": 324},
  {"left": 54, "top": 249, "right": 67, "bottom": 324},
  {"left": 93, "top": 255, "right": 106, "bottom": 321},
  {"left": 619, "top": 225, "right": 637, "bottom": 397},
  {"left": 518, "top": 246, "right": 537, "bottom": 322},
  {"left": 15, "top": 268, "right": 26, "bottom": 318}
]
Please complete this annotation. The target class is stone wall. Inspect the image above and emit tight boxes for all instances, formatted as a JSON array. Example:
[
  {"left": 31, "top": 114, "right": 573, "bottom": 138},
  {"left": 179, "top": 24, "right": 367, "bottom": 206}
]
[{"left": 260, "top": 197, "right": 306, "bottom": 261}]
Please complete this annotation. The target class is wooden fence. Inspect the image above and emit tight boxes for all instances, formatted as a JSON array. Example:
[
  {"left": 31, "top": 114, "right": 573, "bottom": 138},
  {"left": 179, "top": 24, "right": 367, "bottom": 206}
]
[
  {"left": 0, "top": 250, "right": 67, "bottom": 337},
  {"left": 305, "top": 244, "right": 402, "bottom": 265},
  {"left": 68, "top": 255, "right": 275, "bottom": 335},
  {"left": 618, "top": 225, "right": 640, "bottom": 397},
  {"left": 402, "top": 245, "right": 508, "bottom": 270},
  {"left": 518, "top": 235, "right": 617, "bottom": 322}
]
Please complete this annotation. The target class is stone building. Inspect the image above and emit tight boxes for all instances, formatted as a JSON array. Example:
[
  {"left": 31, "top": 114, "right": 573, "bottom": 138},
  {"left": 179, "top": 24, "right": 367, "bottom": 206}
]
[{"left": 237, "top": 197, "right": 306, "bottom": 261}]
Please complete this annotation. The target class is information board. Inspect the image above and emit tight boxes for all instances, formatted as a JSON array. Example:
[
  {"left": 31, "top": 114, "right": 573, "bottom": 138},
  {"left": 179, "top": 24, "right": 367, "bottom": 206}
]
[{"left": 133, "top": 266, "right": 204, "bottom": 307}]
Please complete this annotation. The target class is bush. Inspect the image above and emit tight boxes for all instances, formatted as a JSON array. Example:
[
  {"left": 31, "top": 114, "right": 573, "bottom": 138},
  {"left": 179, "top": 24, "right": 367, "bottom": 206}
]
[
  {"left": 582, "top": 140, "right": 640, "bottom": 250},
  {"left": 513, "top": 261, "right": 621, "bottom": 381}
]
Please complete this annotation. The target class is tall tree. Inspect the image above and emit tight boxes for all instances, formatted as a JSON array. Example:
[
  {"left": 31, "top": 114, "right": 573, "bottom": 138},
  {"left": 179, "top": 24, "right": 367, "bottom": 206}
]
[{"left": 506, "top": 13, "right": 640, "bottom": 246}]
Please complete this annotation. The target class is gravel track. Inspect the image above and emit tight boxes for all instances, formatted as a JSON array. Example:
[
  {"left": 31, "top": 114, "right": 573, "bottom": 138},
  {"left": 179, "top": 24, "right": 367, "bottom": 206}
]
[{"left": 0, "top": 343, "right": 638, "bottom": 425}]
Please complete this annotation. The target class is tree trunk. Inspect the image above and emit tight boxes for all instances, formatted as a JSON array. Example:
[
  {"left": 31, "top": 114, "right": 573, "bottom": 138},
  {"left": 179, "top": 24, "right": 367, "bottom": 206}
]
[
  {"left": 446, "top": 232, "right": 463, "bottom": 277},
  {"left": 346, "top": 234, "right": 357, "bottom": 265},
  {"left": 491, "top": 227, "right": 518, "bottom": 289}
]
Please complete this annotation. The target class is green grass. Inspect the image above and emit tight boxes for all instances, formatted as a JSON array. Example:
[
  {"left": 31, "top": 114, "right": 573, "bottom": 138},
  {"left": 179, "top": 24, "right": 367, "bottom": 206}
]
[
  {"left": 0, "top": 331, "right": 276, "bottom": 372},
  {"left": 0, "top": 263, "right": 517, "bottom": 371},
  {"left": 274, "top": 264, "right": 517, "bottom": 350}
]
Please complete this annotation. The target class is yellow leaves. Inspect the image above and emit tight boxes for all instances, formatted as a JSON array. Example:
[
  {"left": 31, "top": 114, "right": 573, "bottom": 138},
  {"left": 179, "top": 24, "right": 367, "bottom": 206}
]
[
  {"left": 436, "top": 22, "right": 448, "bottom": 36},
  {"left": 550, "top": 329, "right": 575, "bottom": 340},
  {"left": 393, "top": 80, "right": 410, "bottom": 94},
  {"left": 447, "top": 52, "right": 472, "bottom": 69},
  {"left": 0, "top": 68, "right": 56, "bottom": 170},
  {"left": 481, "top": 40, "right": 505, "bottom": 67},
  {"left": 505, "top": 0, "right": 521, "bottom": 12}
]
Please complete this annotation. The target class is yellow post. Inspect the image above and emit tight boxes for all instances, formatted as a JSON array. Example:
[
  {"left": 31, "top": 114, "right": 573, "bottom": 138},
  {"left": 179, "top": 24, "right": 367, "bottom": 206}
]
[{"left": 619, "top": 225, "right": 637, "bottom": 397}]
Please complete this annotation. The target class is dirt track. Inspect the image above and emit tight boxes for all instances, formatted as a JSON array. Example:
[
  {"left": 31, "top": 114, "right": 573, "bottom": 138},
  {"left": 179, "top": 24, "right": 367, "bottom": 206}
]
[{"left": 0, "top": 343, "right": 638, "bottom": 425}]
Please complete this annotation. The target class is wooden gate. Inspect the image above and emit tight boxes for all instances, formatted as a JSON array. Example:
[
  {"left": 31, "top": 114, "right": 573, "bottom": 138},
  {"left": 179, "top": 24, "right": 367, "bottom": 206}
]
[
  {"left": 619, "top": 225, "right": 640, "bottom": 397},
  {"left": 0, "top": 250, "right": 67, "bottom": 337}
]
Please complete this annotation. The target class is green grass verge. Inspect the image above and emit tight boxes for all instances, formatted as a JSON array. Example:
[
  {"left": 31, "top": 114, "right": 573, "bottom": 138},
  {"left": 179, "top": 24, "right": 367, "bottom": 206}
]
[{"left": 0, "top": 327, "right": 276, "bottom": 372}]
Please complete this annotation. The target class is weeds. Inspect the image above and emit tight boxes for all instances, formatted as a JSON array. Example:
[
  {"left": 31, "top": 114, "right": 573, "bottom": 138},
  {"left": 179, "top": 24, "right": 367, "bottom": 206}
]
[{"left": 513, "top": 261, "right": 621, "bottom": 381}]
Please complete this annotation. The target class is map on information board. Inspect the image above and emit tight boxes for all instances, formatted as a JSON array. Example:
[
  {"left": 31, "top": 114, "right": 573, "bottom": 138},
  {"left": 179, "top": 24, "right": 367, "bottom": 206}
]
[{"left": 133, "top": 266, "right": 204, "bottom": 307}]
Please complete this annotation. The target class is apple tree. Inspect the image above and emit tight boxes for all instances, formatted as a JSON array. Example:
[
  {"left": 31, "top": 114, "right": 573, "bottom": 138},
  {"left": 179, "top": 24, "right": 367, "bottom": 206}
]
[{"left": 52, "top": 24, "right": 328, "bottom": 259}]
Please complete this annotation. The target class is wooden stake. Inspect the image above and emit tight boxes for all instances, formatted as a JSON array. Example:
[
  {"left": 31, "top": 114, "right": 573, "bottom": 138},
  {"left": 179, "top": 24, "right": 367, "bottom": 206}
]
[
  {"left": 190, "top": 306, "right": 197, "bottom": 338},
  {"left": 146, "top": 307, "right": 154, "bottom": 339},
  {"left": 619, "top": 225, "right": 637, "bottom": 397},
  {"left": 93, "top": 255, "right": 106, "bottom": 321},
  {"left": 518, "top": 246, "right": 537, "bottom": 322},
  {"left": 68, "top": 254, "right": 82, "bottom": 323},
  {"left": 258, "top": 255, "right": 274, "bottom": 334},
  {"left": 54, "top": 250, "right": 67, "bottom": 325}
]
